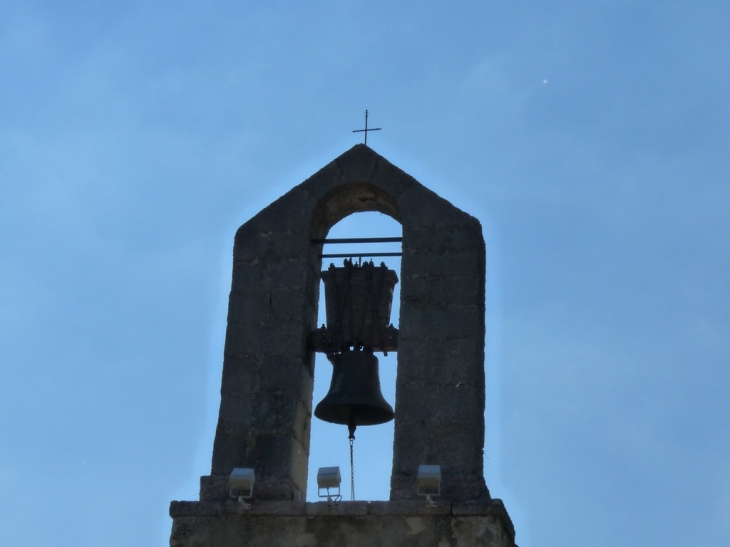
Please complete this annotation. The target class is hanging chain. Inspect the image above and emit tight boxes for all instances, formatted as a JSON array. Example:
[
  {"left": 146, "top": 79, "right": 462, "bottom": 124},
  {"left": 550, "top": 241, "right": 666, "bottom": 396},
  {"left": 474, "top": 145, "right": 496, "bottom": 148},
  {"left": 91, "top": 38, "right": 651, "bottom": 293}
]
[{"left": 349, "top": 436, "right": 355, "bottom": 501}]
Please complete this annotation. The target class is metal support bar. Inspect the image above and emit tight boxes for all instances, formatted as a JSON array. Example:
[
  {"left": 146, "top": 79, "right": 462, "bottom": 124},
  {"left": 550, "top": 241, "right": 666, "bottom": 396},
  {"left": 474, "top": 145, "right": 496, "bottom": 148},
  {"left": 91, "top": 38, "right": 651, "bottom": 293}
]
[
  {"left": 312, "top": 237, "right": 402, "bottom": 244},
  {"left": 320, "top": 252, "right": 402, "bottom": 258}
]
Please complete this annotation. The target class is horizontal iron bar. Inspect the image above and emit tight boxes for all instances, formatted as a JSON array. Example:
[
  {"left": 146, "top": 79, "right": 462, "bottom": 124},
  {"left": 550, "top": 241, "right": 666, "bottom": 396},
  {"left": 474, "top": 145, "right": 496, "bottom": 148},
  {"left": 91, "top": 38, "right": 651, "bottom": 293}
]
[
  {"left": 312, "top": 237, "right": 402, "bottom": 244},
  {"left": 320, "top": 252, "right": 402, "bottom": 258}
]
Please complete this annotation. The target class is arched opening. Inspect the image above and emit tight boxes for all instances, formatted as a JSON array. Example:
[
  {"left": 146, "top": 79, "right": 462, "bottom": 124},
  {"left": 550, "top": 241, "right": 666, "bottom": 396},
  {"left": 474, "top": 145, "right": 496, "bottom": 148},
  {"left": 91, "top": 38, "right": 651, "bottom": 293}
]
[{"left": 306, "top": 211, "right": 402, "bottom": 501}]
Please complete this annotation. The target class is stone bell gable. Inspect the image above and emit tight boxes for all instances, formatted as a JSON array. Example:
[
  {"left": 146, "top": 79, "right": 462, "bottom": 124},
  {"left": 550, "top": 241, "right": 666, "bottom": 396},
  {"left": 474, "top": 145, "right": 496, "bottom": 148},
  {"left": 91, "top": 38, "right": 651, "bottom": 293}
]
[
  {"left": 212, "top": 143, "right": 487, "bottom": 502},
  {"left": 169, "top": 144, "right": 515, "bottom": 547}
]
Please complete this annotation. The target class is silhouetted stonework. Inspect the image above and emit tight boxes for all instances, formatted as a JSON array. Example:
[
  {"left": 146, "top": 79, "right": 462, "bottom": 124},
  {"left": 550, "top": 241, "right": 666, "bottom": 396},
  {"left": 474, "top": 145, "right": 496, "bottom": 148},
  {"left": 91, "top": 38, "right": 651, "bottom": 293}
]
[
  {"left": 170, "top": 499, "right": 515, "bottom": 547},
  {"left": 169, "top": 145, "right": 516, "bottom": 546}
]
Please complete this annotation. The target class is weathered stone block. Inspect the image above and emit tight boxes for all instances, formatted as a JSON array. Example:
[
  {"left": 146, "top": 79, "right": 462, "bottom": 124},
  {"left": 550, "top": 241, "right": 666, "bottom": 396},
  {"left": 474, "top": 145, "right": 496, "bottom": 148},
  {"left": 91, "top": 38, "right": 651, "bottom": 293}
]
[
  {"left": 368, "top": 500, "right": 451, "bottom": 516},
  {"left": 218, "top": 356, "right": 259, "bottom": 395},
  {"left": 227, "top": 287, "right": 314, "bottom": 326},
  {"left": 401, "top": 251, "right": 483, "bottom": 279},
  {"left": 399, "top": 305, "right": 483, "bottom": 339},
  {"left": 234, "top": 230, "right": 315, "bottom": 262},
  {"left": 230, "top": 258, "right": 311, "bottom": 292},
  {"left": 391, "top": 421, "right": 484, "bottom": 477},
  {"left": 211, "top": 424, "right": 311, "bottom": 487},
  {"left": 223, "top": 321, "right": 308, "bottom": 356},
  {"left": 399, "top": 275, "right": 431, "bottom": 303},
  {"left": 334, "top": 144, "right": 381, "bottom": 185},
  {"left": 306, "top": 501, "right": 369, "bottom": 516},
  {"left": 216, "top": 391, "right": 306, "bottom": 433},
  {"left": 402, "top": 225, "right": 485, "bottom": 256},
  {"left": 234, "top": 186, "right": 317, "bottom": 236},
  {"left": 289, "top": 436, "right": 309, "bottom": 494},
  {"left": 396, "top": 336, "right": 482, "bottom": 385},
  {"left": 299, "top": 160, "right": 344, "bottom": 203},
  {"left": 430, "top": 276, "right": 483, "bottom": 307},
  {"left": 399, "top": 185, "right": 480, "bottom": 229},
  {"left": 220, "top": 354, "right": 313, "bottom": 397},
  {"left": 367, "top": 155, "right": 419, "bottom": 202},
  {"left": 394, "top": 384, "right": 484, "bottom": 424},
  {"left": 426, "top": 425, "right": 484, "bottom": 474}
]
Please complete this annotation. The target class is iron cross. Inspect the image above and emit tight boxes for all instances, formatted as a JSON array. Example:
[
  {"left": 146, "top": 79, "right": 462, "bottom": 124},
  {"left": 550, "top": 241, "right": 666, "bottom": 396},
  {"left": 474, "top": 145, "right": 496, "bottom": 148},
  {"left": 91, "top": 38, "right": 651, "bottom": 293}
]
[{"left": 352, "top": 110, "right": 382, "bottom": 145}]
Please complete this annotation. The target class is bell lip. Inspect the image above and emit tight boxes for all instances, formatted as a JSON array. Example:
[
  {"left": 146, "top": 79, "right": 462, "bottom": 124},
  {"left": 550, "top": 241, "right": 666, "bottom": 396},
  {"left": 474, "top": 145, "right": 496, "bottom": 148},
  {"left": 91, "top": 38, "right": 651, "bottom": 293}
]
[{"left": 313, "top": 403, "right": 395, "bottom": 427}]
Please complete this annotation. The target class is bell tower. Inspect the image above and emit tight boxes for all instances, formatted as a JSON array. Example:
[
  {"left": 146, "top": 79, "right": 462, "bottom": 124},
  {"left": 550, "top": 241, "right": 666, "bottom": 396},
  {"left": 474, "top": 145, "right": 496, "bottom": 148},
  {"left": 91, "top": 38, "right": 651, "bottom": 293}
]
[{"left": 169, "top": 144, "right": 516, "bottom": 546}]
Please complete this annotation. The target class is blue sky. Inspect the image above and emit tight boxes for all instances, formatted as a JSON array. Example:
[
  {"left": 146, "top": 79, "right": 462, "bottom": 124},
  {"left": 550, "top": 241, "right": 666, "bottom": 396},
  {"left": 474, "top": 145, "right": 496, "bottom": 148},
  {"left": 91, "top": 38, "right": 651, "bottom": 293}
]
[{"left": 1, "top": 1, "right": 729, "bottom": 546}]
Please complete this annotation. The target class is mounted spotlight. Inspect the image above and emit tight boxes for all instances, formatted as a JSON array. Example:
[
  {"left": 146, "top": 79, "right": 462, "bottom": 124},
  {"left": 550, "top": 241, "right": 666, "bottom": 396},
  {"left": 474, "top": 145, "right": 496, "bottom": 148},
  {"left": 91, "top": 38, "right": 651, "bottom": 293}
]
[
  {"left": 229, "top": 468, "right": 255, "bottom": 508},
  {"left": 317, "top": 466, "right": 342, "bottom": 505},
  {"left": 416, "top": 464, "right": 441, "bottom": 507}
]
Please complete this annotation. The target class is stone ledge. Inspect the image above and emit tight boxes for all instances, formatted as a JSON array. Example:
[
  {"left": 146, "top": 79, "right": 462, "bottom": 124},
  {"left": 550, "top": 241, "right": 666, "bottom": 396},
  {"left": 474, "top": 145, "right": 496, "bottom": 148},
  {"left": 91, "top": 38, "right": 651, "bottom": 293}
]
[
  {"left": 307, "top": 501, "right": 369, "bottom": 516},
  {"left": 368, "top": 500, "right": 451, "bottom": 516},
  {"left": 172, "top": 498, "right": 511, "bottom": 521},
  {"left": 170, "top": 500, "right": 307, "bottom": 518}
]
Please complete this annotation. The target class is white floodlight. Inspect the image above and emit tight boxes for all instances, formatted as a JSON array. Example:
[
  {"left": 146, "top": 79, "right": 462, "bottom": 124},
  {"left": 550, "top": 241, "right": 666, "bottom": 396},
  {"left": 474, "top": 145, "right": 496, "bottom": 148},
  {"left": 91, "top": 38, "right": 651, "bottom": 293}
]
[
  {"left": 317, "top": 466, "right": 341, "bottom": 505},
  {"left": 229, "top": 468, "right": 255, "bottom": 507},
  {"left": 416, "top": 464, "right": 441, "bottom": 506}
]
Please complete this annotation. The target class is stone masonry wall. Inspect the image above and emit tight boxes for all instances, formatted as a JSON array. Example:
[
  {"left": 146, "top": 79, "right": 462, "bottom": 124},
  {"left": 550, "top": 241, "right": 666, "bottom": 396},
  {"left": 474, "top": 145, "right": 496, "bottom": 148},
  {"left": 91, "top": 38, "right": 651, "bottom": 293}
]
[{"left": 170, "top": 499, "right": 516, "bottom": 547}]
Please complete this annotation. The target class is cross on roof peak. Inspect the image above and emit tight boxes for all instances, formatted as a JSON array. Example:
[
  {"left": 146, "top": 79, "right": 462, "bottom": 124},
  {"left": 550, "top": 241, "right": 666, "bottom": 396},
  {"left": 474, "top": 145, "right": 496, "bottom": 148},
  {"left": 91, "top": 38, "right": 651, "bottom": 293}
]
[{"left": 352, "top": 110, "right": 382, "bottom": 145}]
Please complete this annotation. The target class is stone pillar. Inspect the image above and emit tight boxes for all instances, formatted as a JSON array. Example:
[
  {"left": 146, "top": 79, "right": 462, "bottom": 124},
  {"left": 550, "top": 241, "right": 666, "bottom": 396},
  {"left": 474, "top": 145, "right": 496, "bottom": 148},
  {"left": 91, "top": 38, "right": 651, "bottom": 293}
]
[
  {"left": 210, "top": 187, "right": 321, "bottom": 500},
  {"left": 392, "top": 186, "right": 489, "bottom": 501}
]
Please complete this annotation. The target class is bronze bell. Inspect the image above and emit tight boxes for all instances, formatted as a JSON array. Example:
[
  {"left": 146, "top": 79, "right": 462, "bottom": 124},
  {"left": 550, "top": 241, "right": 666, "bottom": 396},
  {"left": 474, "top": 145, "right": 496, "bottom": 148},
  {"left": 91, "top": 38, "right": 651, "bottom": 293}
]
[{"left": 314, "top": 350, "right": 394, "bottom": 436}]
